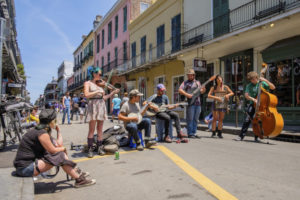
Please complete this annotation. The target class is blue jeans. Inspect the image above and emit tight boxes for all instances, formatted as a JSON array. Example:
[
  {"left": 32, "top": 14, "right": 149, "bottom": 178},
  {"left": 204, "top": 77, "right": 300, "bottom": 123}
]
[
  {"left": 186, "top": 105, "right": 201, "bottom": 135},
  {"left": 126, "top": 118, "right": 151, "bottom": 143},
  {"left": 62, "top": 107, "right": 71, "bottom": 124},
  {"left": 16, "top": 162, "right": 34, "bottom": 177}
]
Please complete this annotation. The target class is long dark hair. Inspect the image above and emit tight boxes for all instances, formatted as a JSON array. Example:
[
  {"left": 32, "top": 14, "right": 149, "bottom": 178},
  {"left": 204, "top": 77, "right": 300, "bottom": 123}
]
[{"left": 214, "top": 75, "right": 223, "bottom": 90}]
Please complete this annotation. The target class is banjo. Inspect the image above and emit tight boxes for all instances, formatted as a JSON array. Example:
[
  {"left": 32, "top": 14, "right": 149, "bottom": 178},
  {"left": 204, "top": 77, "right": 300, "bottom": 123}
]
[
  {"left": 127, "top": 95, "right": 156, "bottom": 124},
  {"left": 146, "top": 102, "right": 188, "bottom": 117}
]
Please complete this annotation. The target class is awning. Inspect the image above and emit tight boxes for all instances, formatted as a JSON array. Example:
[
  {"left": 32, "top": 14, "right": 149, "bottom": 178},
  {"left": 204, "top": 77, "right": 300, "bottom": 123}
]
[{"left": 262, "top": 35, "right": 300, "bottom": 63}]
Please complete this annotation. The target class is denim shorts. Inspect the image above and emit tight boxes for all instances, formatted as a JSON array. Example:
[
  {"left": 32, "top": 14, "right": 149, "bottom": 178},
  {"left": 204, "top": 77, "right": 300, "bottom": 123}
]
[
  {"left": 16, "top": 162, "right": 34, "bottom": 177},
  {"left": 112, "top": 109, "right": 120, "bottom": 116}
]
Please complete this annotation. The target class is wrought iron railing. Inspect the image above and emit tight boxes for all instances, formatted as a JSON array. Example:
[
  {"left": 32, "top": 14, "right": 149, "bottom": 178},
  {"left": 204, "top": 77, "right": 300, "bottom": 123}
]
[{"left": 111, "top": 0, "right": 300, "bottom": 75}]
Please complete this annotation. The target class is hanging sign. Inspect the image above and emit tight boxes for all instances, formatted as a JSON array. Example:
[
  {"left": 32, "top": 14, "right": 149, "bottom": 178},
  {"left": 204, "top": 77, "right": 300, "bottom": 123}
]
[{"left": 193, "top": 58, "right": 207, "bottom": 72}]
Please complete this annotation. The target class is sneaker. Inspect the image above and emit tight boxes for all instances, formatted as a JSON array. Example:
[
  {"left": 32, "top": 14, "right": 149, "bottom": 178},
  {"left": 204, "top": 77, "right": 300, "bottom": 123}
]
[
  {"left": 145, "top": 140, "right": 157, "bottom": 148},
  {"left": 188, "top": 135, "right": 196, "bottom": 138},
  {"left": 87, "top": 147, "right": 94, "bottom": 158},
  {"left": 97, "top": 146, "right": 106, "bottom": 156},
  {"left": 136, "top": 143, "right": 144, "bottom": 151},
  {"left": 178, "top": 131, "right": 188, "bottom": 138},
  {"left": 71, "top": 168, "right": 90, "bottom": 180},
  {"left": 74, "top": 174, "right": 96, "bottom": 188},
  {"left": 238, "top": 135, "right": 244, "bottom": 141},
  {"left": 164, "top": 136, "right": 172, "bottom": 143}
]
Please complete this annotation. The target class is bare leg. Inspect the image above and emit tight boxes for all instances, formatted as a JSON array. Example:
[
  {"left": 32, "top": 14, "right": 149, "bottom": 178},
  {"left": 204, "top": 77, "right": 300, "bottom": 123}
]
[
  {"left": 61, "top": 165, "right": 79, "bottom": 179},
  {"left": 212, "top": 111, "right": 219, "bottom": 131},
  {"left": 88, "top": 120, "right": 96, "bottom": 138},
  {"left": 96, "top": 120, "right": 104, "bottom": 141},
  {"left": 218, "top": 111, "right": 225, "bottom": 131},
  {"left": 34, "top": 160, "right": 53, "bottom": 176}
]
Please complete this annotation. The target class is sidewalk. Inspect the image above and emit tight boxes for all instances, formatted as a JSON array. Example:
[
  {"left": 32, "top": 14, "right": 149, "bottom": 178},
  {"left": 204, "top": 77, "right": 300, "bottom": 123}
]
[
  {"left": 108, "top": 115, "right": 300, "bottom": 142},
  {"left": 0, "top": 168, "right": 34, "bottom": 200}
]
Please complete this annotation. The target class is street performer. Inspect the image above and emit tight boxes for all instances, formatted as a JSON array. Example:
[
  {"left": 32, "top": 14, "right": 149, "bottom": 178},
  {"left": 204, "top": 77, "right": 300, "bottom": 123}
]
[
  {"left": 84, "top": 66, "right": 119, "bottom": 158},
  {"left": 208, "top": 75, "right": 234, "bottom": 138},
  {"left": 239, "top": 70, "right": 275, "bottom": 141},
  {"left": 145, "top": 84, "right": 187, "bottom": 143},
  {"left": 118, "top": 89, "right": 156, "bottom": 151},
  {"left": 179, "top": 69, "right": 206, "bottom": 138}
]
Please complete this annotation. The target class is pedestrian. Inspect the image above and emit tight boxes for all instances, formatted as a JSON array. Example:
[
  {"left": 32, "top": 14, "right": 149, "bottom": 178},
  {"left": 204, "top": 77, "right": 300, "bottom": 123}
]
[
  {"left": 78, "top": 93, "right": 87, "bottom": 124},
  {"left": 178, "top": 69, "right": 206, "bottom": 138},
  {"left": 84, "top": 66, "right": 119, "bottom": 158},
  {"left": 71, "top": 94, "right": 79, "bottom": 121},
  {"left": 111, "top": 94, "right": 121, "bottom": 123},
  {"left": 120, "top": 92, "right": 129, "bottom": 108},
  {"left": 207, "top": 75, "right": 234, "bottom": 138},
  {"left": 62, "top": 92, "right": 71, "bottom": 125}
]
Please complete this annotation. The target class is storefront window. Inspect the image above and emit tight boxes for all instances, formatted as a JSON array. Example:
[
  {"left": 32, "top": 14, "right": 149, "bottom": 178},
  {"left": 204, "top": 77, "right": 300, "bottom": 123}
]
[
  {"left": 268, "top": 60, "right": 293, "bottom": 107},
  {"left": 173, "top": 75, "right": 184, "bottom": 103},
  {"left": 293, "top": 58, "right": 300, "bottom": 107}
]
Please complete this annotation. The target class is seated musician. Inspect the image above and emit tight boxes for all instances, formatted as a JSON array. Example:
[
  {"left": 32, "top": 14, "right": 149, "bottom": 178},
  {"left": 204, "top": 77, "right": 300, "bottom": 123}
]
[
  {"left": 207, "top": 75, "right": 234, "bottom": 138},
  {"left": 145, "top": 84, "right": 187, "bottom": 143},
  {"left": 118, "top": 89, "right": 156, "bottom": 151},
  {"left": 239, "top": 69, "right": 275, "bottom": 141}
]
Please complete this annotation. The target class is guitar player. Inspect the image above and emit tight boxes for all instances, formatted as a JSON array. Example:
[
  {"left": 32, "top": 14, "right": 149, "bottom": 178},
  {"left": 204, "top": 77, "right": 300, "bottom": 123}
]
[
  {"left": 144, "top": 84, "right": 188, "bottom": 143},
  {"left": 179, "top": 69, "right": 206, "bottom": 138}
]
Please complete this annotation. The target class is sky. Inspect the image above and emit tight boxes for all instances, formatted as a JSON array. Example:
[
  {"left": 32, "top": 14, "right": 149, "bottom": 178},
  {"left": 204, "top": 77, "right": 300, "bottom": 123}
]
[{"left": 15, "top": 0, "right": 118, "bottom": 103}]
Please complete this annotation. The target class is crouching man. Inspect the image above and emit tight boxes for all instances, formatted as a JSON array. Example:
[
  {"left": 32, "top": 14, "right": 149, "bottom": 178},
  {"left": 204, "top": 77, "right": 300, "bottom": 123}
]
[{"left": 118, "top": 89, "right": 156, "bottom": 151}]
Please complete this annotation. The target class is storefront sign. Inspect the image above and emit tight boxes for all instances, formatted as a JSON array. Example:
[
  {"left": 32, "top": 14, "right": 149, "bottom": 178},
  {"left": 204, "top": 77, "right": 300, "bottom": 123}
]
[{"left": 193, "top": 58, "right": 207, "bottom": 72}]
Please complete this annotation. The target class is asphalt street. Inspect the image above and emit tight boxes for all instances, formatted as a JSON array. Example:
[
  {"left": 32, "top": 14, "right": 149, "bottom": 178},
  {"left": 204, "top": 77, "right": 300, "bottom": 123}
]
[{"left": 1, "top": 115, "right": 300, "bottom": 200}]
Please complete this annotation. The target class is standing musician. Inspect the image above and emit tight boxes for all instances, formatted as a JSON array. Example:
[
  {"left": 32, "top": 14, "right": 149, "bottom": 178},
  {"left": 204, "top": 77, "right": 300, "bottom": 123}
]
[
  {"left": 179, "top": 69, "right": 206, "bottom": 138},
  {"left": 208, "top": 75, "right": 234, "bottom": 138},
  {"left": 84, "top": 66, "right": 119, "bottom": 158},
  {"left": 118, "top": 89, "right": 156, "bottom": 151},
  {"left": 146, "top": 84, "right": 187, "bottom": 143},
  {"left": 239, "top": 69, "right": 275, "bottom": 141}
]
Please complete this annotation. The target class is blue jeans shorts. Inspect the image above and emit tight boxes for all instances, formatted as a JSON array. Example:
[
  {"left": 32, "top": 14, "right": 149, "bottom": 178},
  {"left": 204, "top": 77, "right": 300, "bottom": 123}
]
[
  {"left": 112, "top": 109, "right": 120, "bottom": 116},
  {"left": 16, "top": 162, "right": 34, "bottom": 177}
]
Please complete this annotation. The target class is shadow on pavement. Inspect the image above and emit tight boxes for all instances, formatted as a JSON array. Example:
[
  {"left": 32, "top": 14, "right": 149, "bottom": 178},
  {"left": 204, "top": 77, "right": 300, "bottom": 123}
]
[
  {"left": 0, "top": 144, "right": 19, "bottom": 153},
  {"left": 34, "top": 180, "right": 73, "bottom": 194},
  {"left": 232, "top": 138, "right": 276, "bottom": 145}
]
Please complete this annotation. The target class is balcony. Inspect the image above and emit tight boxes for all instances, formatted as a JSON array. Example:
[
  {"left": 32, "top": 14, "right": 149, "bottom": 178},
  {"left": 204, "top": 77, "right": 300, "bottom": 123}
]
[
  {"left": 118, "top": 0, "right": 300, "bottom": 75},
  {"left": 67, "top": 79, "right": 86, "bottom": 92}
]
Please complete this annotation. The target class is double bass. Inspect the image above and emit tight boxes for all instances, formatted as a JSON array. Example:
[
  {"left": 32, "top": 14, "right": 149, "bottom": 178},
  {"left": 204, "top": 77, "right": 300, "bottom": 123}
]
[{"left": 252, "top": 64, "right": 284, "bottom": 139}]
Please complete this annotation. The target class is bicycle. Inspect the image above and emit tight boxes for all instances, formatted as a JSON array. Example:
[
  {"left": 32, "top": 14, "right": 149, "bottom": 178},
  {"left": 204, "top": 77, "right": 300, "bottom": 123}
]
[{"left": 0, "top": 99, "right": 33, "bottom": 150}]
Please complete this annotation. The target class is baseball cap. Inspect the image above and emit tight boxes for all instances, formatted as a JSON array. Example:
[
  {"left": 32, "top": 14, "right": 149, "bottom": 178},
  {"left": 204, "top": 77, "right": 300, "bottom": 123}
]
[
  {"left": 129, "top": 89, "right": 143, "bottom": 97},
  {"left": 157, "top": 84, "right": 166, "bottom": 91},
  {"left": 39, "top": 109, "right": 57, "bottom": 124}
]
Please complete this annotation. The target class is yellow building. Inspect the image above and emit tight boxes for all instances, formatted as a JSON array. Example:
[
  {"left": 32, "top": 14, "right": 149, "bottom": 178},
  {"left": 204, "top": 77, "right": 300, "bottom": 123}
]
[
  {"left": 119, "top": 0, "right": 185, "bottom": 116},
  {"left": 70, "top": 30, "right": 94, "bottom": 95}
]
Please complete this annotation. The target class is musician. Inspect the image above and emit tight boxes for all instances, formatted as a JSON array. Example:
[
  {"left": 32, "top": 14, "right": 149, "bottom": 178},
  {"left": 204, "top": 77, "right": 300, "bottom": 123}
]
[
  {"left": 239, "top": 70, "right": 275, "bottom": 141},
  {"left": 179, "top": 69, "right": 206, "bottom": 138},
  {"left": 118, "top": 89, "right": 156, "bottom": 151},
  {"left": 208, "top": 75, "right": 234, "bottom": 138},
  {"left": 146, "top": 84, "right": 187, "bottom": 143},
  {"left": 84, "top": 66, "right": 119, "bottom": 158}
]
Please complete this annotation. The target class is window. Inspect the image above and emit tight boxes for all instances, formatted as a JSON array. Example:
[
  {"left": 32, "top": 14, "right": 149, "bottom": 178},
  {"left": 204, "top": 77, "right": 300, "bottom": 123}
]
[
  {"left": 131, "top": 42, "right": 136, "bottom": 67},
  {"left": 115, "top": 15, "right": 118, "bottom": 39},
  {"left": 96, "top": 34, "right": 100, "bottom": 53},
  {"left": 156, "top": 24, "right": 165, "bottom": 58},
  {"left": 173, "top": 75, "right": 184, "bottom": 104},
  {"left": 123, "top": 41, "right": 127, "bottom": 63},
  {"left": 140, "top": 2, "right": 149, "bottom": 13},
  {"left": 108, "top": 52, "right": 111, "bottom": 69},
  {"left": 171, "top": 14, "right": 181, "bottom": 52},
  {"left": 268, "top": 59, "right": 299, "bottom": 107},
  {"left": 80, "top": 52, "right": 83, "bottom": 63},
  {"left": 102, "top": 29, "right": 105, "bottom": 49},
  {"left": 80, "top": 73, "right": 82, "bottom": 82},
  {"left": 83, "top": 72, "right": 85, "bottom": 80},
  {"left": 123, "top": 6, "right": 127, "bottom": 32},
  {"left": 96, "top": 60, "right": 99, "bottom": 67},
  {"left": 114, "top": 47, "right": 118, "bottom": 66},
  {"left": 154, "top": 76, "right": 165, "bottom": 94},
  {"left": 101, "top": 56, "right": 104, "bottom": 67},
  {"left": 141, "top": 36, "right": 146, "bottom": 65},
  {"left": 108, "top": 21, "right": 112, "bottom": 44},
  {"left": 149, "top": 44, "right": 153, "bottom": 61}
]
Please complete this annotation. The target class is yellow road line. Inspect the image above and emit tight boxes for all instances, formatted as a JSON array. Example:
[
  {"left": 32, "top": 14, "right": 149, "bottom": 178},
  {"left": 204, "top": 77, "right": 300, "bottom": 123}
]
[
  {"left": 156, "top": 145, "right": 238, "bottom": 200},
  {"left": 73, "top": 149, "right": 139, "bottom": 163}
]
